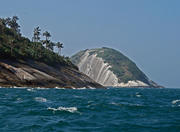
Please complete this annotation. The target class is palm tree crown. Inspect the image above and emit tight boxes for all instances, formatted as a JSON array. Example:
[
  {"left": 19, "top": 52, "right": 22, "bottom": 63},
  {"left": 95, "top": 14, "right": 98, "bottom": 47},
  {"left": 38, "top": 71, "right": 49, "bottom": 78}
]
[
  {"left": 32, "top": 26, "right": 41, "bottom": 42},
  {"left": 8, "top": 16, "right": 20, "bottom": 34},
  {"left": 43, "top": 31, "right": 51, "bottom": 41},
  {"left": 56, "top": 42, "right": 63, "bottom": 55}
]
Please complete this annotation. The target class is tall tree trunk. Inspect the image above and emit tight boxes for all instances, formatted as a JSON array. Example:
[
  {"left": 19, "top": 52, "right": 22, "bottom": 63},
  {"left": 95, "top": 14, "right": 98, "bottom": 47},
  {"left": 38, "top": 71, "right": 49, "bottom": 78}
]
[{"left": 58, "top": 48, "right": 61, "bottom": 56}]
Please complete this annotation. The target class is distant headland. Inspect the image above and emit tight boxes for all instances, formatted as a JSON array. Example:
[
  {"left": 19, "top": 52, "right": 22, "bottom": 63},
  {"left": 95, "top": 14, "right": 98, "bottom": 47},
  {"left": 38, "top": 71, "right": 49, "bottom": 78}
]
[{"left": 0, "top": 16, "right": 103, "bottom": 88}]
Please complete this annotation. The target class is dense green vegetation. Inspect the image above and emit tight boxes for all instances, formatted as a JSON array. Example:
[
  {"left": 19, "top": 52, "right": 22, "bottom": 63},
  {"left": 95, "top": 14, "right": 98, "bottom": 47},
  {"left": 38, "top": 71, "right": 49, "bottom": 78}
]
[
  {"left": 0, "top": 16, "right": 77, "bottom": 69},
  {"left": 71, "top": 47, "right": 150, "bottom": 84},
  {"left": 95, "top": 47, "right": 149, "bottom": 84}
]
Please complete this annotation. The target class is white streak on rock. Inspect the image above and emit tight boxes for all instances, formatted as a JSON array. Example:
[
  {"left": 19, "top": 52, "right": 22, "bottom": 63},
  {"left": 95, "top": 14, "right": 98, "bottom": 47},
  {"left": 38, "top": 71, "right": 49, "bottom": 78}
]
[{"left": 77, "top": 50, "right": 149, "bottom": 87}]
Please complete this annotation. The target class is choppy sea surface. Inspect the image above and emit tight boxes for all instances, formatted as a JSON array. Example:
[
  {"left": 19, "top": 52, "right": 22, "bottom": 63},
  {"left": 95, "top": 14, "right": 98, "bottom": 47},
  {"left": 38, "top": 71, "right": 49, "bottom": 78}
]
[{"left": 0, "top": 87, "right": 180, "bottom": 132}]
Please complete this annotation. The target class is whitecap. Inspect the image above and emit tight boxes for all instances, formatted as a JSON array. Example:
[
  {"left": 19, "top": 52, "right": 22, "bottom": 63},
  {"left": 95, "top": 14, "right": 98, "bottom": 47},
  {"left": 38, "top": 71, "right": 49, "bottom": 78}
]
[
  {"left": 77, "top": 87, "right": 87, "bottom": 90},
  {"left": 136, "top": 94, "right": 141, "bottom": 97},
  {"left": 74, "top": 95, "right": 82, "bottom": 98},
  {"left": 16, "top": 98, "right": 22, "bottom": 101},
  {"left": 71, "top": 87, "right": 88, "bottom": 90},
  {"left": 9, "top": 86, "right": 26, "bottom": 89},
  {"left": 34, "top": 97, "right": 47, "bottom": 102},
  {"left": 136, "top": 92, "right": 142, "bottom": 97},
  {"left": 111, "top": 102, "right": 118, "bottom": 105},
  {"left": 36, "top": 87, "right": 49, "bottom": 90},
  {"left": 87, "top": 86, "right": 96, "bottom": 89},
  {"left": 172, "top": 99, "right": 180, "bottom": 104},
  {"left": 27, "top": 88, "right": 35, "bottom": 92},
  {"left": 47, "top": 106, "right": 78, "bottom": 113},
  {"left": 88, "top": 101, "right": 94, "bottom": 103},
  {"left": 55, "top": 87, "right": 65, "bottom": 89}
]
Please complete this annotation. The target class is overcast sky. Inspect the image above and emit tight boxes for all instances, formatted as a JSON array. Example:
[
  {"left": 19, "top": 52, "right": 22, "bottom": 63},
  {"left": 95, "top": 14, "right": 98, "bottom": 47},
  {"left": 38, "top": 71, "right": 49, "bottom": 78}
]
[{"left": 1, "top": 0, "right": 180, "bottom": 88}]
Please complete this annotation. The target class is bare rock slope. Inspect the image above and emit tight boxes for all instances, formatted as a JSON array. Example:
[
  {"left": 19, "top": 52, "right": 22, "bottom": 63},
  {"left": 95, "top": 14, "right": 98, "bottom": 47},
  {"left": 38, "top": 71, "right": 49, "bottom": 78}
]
[{"left": 0, "top": 59, "right": 103, "bottom": 88}]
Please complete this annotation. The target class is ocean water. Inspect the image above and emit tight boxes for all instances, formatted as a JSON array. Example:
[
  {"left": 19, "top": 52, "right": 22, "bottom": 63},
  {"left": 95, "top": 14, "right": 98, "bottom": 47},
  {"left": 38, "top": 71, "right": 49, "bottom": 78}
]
[{"left": 0, "top": 87, "right": 180, "bottom": 132}]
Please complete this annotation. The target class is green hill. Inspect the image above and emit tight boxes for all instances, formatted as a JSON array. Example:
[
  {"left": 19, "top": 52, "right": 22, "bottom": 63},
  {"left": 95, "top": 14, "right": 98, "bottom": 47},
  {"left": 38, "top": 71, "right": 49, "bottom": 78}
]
[
  {"left": 71, "top": 47, "right": 162, "bottom": 88},
  {"left": 0, "top": 17, "right": 75, "bottom": 69},
  {"left": 0, "top": 17, "right": 102, "bottom": 88}
]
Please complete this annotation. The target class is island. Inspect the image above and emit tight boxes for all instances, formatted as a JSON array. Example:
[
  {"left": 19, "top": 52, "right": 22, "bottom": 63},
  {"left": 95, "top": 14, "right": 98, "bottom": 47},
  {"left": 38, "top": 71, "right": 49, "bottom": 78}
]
[
  {"left": 71, "top": 47, "right": 163, "bottom": 88},
  {"left": 0, "top": 16, "right": 103, "bottom": 88}
]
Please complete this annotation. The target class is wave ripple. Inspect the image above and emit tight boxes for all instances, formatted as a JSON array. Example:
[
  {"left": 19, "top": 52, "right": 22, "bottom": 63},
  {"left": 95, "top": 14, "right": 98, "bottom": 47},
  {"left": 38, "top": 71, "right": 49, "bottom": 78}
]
[
  {"left": 0, "top": 87, "right": 180, "bottom": 132},
  {"left": 47, "top": 106, "right": 78, "bottom": 113}
]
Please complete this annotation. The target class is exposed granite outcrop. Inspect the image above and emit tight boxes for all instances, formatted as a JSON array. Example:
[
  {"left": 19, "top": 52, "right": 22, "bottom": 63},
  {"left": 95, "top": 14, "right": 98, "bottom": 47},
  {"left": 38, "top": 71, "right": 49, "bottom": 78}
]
[{"left": 0, "top": 59, "right": 103, "bottom": 88}]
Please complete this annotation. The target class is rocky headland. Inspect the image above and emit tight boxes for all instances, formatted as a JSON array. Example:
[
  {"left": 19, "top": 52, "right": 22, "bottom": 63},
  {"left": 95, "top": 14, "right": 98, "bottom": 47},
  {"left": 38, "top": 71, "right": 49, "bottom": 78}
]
[
  {"left": 71, "top": 47, "right": 163, "bottom": 88},
  {"left": 0, "top": 16, "right": 103, "bottom": 88}
]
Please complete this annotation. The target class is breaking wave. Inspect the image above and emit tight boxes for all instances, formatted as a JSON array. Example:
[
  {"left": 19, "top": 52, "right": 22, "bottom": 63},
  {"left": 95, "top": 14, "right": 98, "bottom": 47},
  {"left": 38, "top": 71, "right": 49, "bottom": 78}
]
[
  {"left": 34, "top": 97, "right": 47, "bottom": 102},
  {"left": 47, "top": 106, "right": 78, "bottom": 113}
]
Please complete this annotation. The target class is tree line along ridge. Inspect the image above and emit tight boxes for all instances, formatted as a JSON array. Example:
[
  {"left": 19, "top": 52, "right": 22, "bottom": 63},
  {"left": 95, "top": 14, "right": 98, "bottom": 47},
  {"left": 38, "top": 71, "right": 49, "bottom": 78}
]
[{"left": 0, "top": 16, "right": 77, "bottom": 69}]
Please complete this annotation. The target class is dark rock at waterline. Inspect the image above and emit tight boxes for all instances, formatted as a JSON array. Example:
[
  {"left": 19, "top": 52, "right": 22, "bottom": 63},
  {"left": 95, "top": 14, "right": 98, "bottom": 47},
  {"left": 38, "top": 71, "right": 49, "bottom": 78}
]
[{"left": 0, "top": 59, "right": 103, "bottom": 88}]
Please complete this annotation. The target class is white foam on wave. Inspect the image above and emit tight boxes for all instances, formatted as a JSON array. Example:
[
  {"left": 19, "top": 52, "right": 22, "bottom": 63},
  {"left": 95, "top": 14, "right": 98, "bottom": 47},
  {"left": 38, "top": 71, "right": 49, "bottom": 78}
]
[
  {"left": 136, "top": 95, "right": 141, "bottom": 97},
  {"left": 27, "top": 88, "right": 36, "bottom": 92},
  {"left": 111, "top": 102, "right": 118, "bottom": 105},
  {"left": 172, "top": 99, "right": 180, "bottom": 104},
  {"left": 74, "top": 95, "right": 82, "bottom": 98},
  {"left": 77, "top": 87, "right": 97, "bottom": 90},
  {"left": 77, "top": 87, "right": 87, "bottom": 90},
  {"left": 110, "top": 102, "right": 142, "bottom": 107},
  {"left": 1, "top": 86, "right": 50, "bottom": 90},
  {"left": 36, "top": 87, "right": 49, "bottom": 90},
  {"left": 16, "top": 97, "right": 22, "bottom": 101},
  {"left": 135, "top": 92, "right": 142, "bottom": 98},
  {"left": 55, "top": 87, "right": 65, "bottom": 89},
  {"left": 47, "top": 106, "right": 78, "bottom": 113},
  {"left": 9, "top": 86, "right": 27, "bottom": 89},
  {"left": 72, "top": 87, "right": 97, "bottom": 90},
  {"left": 34, "top": 97, "right": 47, "bottom": 102}
]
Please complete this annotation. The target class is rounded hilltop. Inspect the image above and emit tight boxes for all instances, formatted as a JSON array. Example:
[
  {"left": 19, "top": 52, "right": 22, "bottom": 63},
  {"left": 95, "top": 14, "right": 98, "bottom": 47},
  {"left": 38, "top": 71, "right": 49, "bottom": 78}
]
[{"left": 71, "top": 47, "right": 162, "bottom": 88}]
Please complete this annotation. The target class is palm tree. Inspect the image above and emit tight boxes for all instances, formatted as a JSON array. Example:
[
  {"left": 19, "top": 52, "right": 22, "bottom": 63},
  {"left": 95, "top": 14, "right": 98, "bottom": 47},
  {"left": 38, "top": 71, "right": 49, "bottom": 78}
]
[
  {"left": 8, "top": 16, "right": 20, "bottom": 34},
  {"left": 56, "top": 42, "right": 63, "bottom": 55},
  {"left": 5, "top": 17, "right": 11, "bottom": 26},
  {"left": 43, "top": 31, "right": 51, "bottom": 49},
  {"left": 32, "top": 26, "right": 41, "bottom": 42},
  {"left": 43, "top": 31, "right": 51, "bottom": 41}
]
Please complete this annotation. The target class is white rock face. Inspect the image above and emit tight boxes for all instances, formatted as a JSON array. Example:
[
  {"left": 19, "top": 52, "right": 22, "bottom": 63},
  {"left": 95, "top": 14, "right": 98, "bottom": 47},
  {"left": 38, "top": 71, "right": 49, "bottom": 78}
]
[{"left": 77, "top": 50, "right": 149, "bottom": 87}]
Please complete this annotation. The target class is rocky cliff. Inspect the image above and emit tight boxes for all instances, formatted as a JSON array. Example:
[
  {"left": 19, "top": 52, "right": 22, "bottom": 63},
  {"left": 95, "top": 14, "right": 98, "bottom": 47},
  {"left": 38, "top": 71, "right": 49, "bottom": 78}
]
[
  {"left": 0, "top": 59, "right": 103, "bottom": 88},
  {"left": 0, "top": 17, "right": 103, "bottom": 88},
  {"left": 71, "top": 47, "right": 161, "bottom": 88}
]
